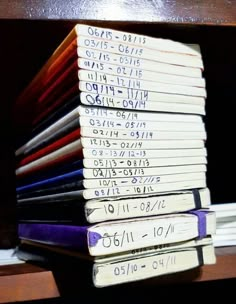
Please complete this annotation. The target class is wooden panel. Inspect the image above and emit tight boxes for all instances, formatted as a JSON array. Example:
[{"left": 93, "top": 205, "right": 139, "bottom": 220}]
[
  {"left": 0, "top": 264, "right": 60, "bottom": 303},
  {"left": 196, "top": 252, "right": 236, "bottom": 282},
  {"left": 0, "top": 0, "right": 235, "bottom": 25},
  {"left": 0, "top": 247, "right": 236, "bottom": 302}
]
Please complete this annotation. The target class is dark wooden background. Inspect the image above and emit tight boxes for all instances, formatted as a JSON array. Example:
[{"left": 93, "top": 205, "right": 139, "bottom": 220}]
[{"left": 0, "top": 0, "right": 235, "bottom": 302}]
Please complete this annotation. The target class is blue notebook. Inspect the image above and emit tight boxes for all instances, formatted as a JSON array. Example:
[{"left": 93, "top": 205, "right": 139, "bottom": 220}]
[
  {"left": 18, "top": 210, "right": 215, "bottom": 257},
  {"left": 17, "top": 168, "right": 84, "bottom": 194},
  {"left": 17, "top": 179, "right": 84, "bottom": 200},
  {"left": 16, "top": 159, "right": 83, "bottom": 187}
]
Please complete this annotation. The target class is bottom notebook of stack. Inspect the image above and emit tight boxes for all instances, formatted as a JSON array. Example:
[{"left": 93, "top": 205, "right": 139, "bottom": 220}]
[{"left": 16, "top": 237, "right": 216, "bottom": 288}]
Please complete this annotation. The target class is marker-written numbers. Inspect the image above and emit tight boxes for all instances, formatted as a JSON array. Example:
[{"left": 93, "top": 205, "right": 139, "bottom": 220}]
[
  {"left": 85, "top": 26, "right": 147, "bottom": 45},
  {"left": 83, "top": 138, "right": 143, "bottom": 149},
  {"left": 80, "top": 105, "right": 139, "bottom": 120},
  {"left": 82, "top": 117, "right": 147, "bottom": 129},
  {"left": 83, "top": 70, "right": 143, "bottom": 90},
  {"left": 102, "top": 199, "right": 166, "bottom": 217},
  {"left": 100, "top": 223, "right": 175, "bottom": 249},
  {"left": 81, "top": 59, "right": 143, "bottom": 78},
  {"left": 85, "top": 149, "right": 147, "bottom": 159},
  {"left": 89, "top": 128, "right": 154, "bottom": 140},
  {"left": 81, "top": 81, "right": 149, "bottom": 100},
  {"left": 92, "top": 185, "right": 155, "bottom": 198},
  {"left": 81, "top": 93, "right": 147, "bottom": 110},
  {"left": 80, "top": 48, "right": 141, "bottom": 67},
  {"left": 81, "top": 37, "right": 144, "bottom": 57},
  {"left": 89, "top": 158, "right": 150, "bottom": 168},
  {"left": 112, "top": 253, "right": 176, "bottom": 278},
  {"left": 89, "top": 167, "right": 145, "bottom": 179}
]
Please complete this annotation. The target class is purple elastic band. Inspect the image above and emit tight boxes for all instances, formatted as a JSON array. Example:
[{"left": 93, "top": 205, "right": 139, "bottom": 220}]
[
  {"left": 189, "top": 210, "right": 207, "bottom": 239},
  {"left": 88, "top": 231, "right": 102, "bottom": 247}
]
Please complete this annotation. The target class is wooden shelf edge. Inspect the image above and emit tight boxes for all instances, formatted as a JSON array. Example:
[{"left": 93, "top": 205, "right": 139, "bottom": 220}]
[
  {"left": 0, "top": 0, "right": 235, "bottom": 26},
  {"left": 0, "top": 246, "right": 236, "bottom": 302},
  {"left": 194, "top": 246, "right": 236, "bottom": 282},
  {"left": 0, "top": 264, "right": 60, "bottom": 303}
]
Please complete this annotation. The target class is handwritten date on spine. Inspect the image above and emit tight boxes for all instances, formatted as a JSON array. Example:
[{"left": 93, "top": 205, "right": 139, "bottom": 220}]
[
  {"left": 92, "top": 158, "right": 150, "bottom": 168},
  {"left": 113, "top": 254, "right": 176, "bottom": 277},
  {"left": 86, "top": 26, "right": 146, "bottom": 45},
  {"left": 102, "top": 231, "right": 134, "bottom": 249},
  {"left": 84, "top": 93, "right": 146, "bottom": 110},
  {"left": 103, "top": 199, "right": 166, "bottom": 217}
]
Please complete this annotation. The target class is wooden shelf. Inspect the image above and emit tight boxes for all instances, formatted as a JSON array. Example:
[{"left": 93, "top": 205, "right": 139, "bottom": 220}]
[
  {"left": 0, "top": 247, "right": 236, "bottom": 303},
  {"left": 0, "top": 0, "right": 235, "bottom": 302},
  {"left": 0, "top": 0, "right": 235, "bottom": 25},
  {"left": 0, "top": 263, "right": 59, "bottom": 303},
  {"left": 195, "top": 246, "right": 236, "bottom": 282}
]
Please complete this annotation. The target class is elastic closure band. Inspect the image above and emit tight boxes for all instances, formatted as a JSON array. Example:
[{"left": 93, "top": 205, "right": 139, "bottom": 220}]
[
  {"left": 196, "top": 246, "right": 204, "bottom": 265},
  {"left": 192, "top": 189, "right": 202, "bottom": 209},
  {"left": 189, "top": 210, "right": 207, "bottom": 239}
]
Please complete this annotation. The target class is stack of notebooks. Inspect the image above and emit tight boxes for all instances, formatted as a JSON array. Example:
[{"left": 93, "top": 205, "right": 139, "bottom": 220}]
[
  {"left": 210, "top": 202, "right": 236, "bottom": 247},
  {"left": 13, "top": 24, "right": 216, "bottom": 287}
]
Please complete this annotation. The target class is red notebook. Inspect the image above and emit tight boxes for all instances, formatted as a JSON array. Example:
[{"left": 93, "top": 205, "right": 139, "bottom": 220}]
[
  {"left": 16, "top": 128, "right": 81, "bottom": 168},
  {"left": 16, "top": 138, "right": 83, "bottom": 179},
  {"left": 13, "top": 24, "right": 205, "bottom": 131}
]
